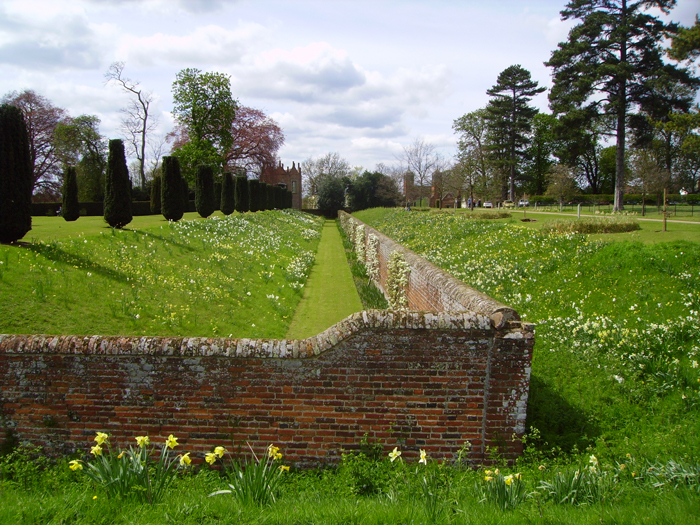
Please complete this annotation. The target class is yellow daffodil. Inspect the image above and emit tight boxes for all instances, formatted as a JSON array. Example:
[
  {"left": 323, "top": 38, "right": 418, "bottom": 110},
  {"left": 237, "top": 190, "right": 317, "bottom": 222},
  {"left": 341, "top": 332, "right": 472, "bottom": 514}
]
[
  {"left": 267, "top": 444, "right": 280, "bottom": 459},
  {"left": 504, "top": 474, "right": 514, "bottom": 486},
  {"left": 388, "top": 447, "right": 401, "bottom": 462},
  {"left": 620, "top": 463, "right": 626, "bottom": 470},
  {"left": 92, "top": 495, "right": 97, "bottom": 500},
  {"left": 68, "top": 460, "right": 83, "bottom": 471},
  {"left": 494, "top": 468, "right": 500, "bottom": 475},
  {"left": 94, "top": 432, "right": 108, "bottom": 446},
  {"left": 214, "top": 446, "right": 226, "bottom": 458},
  {"left": 484, "top": 475, "right": 493, "bottom": 482},
  {"left": 589, "top": 455, "right": 598, "bottom": 466},
  {"left": 179, "top": 452, "right": 191, "bottom": 467},
  {"left": 165, "top": 435, "right": 178, "bottom": 449},
  {"left": 135, "top": 436, "right": 150, "bottom": 448},
  {"left": 419, "top": 449, "right": 427, "bottom": 465},
  {"left": 90, "top": 445, "right": 102, "bottom": 456},
  {"left": 538, "top": 465, "right": 546, "bottom": 471},
  {"left": 485, "top": 470, "right": 493, "bottom": 476},
  {"left": 205, "top": 452, "right": 217, "bottom": 465},
  {"left": 515, "top": 473, "right": 522, "bottom": 480},
  {"left": 117, "top": 451, "right": 125, "bottom": 459},
  {"left": 279, "top": 465, "right": 290, "bottom": 472}
]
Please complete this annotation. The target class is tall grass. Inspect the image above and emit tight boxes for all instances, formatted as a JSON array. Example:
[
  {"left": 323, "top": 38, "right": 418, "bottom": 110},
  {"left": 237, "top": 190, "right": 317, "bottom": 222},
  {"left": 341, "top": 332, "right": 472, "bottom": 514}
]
[{"left": 543, "top": 216, "right": 641, "bottom": 234}]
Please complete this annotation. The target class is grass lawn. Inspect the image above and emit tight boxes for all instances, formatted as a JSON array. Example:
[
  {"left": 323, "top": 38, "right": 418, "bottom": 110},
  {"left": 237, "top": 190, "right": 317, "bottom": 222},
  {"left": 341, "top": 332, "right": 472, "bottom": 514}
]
[
  {"left": 285, "top": 220, "right": 363, "bottom": 339},
  {"left": 0, "top": 210, "right": 322, "bottom": 338}
]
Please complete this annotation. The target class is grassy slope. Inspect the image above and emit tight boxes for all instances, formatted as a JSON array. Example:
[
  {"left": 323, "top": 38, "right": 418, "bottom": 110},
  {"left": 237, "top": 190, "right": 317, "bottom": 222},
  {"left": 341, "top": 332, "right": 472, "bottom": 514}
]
[
  {"left": 354, "top": 208, "right": 700, "bottom": 461},
  {"left": 286, "top": 220, "right": 363, "bottom": 339}
]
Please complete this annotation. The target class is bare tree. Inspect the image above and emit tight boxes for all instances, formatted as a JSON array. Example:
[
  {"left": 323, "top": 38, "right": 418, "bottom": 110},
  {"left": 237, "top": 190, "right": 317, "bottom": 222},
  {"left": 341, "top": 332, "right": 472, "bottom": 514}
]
[
  {"left": 105, "top": 62, "right": 158, "bottom": 189},
  {"left": 301, "top": 152, "right": 350, "bottom": 198},
  {"left": 397, "top": 138, "right": 441, "bottom": 207}
]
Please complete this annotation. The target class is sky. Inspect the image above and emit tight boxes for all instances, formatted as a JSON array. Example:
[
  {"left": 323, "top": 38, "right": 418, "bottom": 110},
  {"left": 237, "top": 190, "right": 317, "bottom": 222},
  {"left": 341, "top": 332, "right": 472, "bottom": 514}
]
[{"left": 1, "top": 0, "right": 698, "bottom": 172}]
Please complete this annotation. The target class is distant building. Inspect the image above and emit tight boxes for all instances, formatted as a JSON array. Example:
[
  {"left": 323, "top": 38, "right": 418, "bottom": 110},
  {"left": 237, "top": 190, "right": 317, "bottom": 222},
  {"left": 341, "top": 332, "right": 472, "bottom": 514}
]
[{"left": 259, "top": 161, "right": 302, "bottom": 210}]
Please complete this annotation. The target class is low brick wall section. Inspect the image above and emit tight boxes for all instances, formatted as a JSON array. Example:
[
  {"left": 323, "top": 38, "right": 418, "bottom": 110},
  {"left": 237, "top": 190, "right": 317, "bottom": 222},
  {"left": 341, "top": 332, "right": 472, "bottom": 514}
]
[
  {"left": 1, "top": 216, "right": 534, "bottom": 466},
  {"left": 338, "top": 211, "right": 518, "bottom": 328}
]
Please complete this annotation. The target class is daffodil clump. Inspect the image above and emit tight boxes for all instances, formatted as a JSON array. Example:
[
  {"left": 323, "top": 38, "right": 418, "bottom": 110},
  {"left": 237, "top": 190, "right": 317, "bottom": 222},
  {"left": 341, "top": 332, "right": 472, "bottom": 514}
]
[
  {"left": 480, "top": 468, "right": 527, "bottom": 511},
  {"left": 70, "top": 432, "right": 190, "bottom": 504}
]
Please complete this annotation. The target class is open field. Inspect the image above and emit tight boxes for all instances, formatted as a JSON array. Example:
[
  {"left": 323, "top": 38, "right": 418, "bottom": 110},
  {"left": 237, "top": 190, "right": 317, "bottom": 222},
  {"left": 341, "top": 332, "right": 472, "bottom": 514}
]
[{"left": 0, "top": 210, "right": 322, "bottom": 338}]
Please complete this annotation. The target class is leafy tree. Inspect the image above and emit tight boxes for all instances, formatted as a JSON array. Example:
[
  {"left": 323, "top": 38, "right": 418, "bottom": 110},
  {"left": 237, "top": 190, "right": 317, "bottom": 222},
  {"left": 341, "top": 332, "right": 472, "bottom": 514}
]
[
  {"left": 150, "top": 174, "right": 161, "bottom": 214},
  {"left": 347, "top": 171, "right": 402, "bottom": 211},
  {"left": 161, "top": 156, "right": 184, "bottom": 221},
  {"left": 301, "top": 152, "right": 350, "bottom": 199},
  {"left": 234, "top": 173, "right": 249, "bottom": 212},
  {"left": 221, "top": 172, "right": 235, "bottom": 215},
  {"left": 485, "top": 65, "right": 545, "bottom": 201},
  {"left": 317, "top": 175, "right": 346, "bottom": 216},
  {"left": 171, "top": 68, "right": 237, "bottom": 181},
  {"left": 1, "top": 89, "right": 68, "bottom": 198},
  {"left": 195, "top": 164, "right": 215, "bottom": 218},
  {"left": 546, "top": 0, "right": 698, "bottom": 210},
  {"left": 0, "top": 104, "right": 33, "bottom": 243},
  {"left": 225, "top": 105, "right": 285, "bottom": 176},
  {"left": 104, "top": 139, "right": 132, "bottom": 229},
  {"left": 545, "top": 164, "right": 579, "bottom": 205},
  {"left": 105, "top": 62, "right": 158, "bottom": 189},
  {"left": 523, "top": 113, "right": 558, "bottom": 195},
  {"left": 453, "top": 108, "right": 496, "bottom": 205},
  {"left": 62, "top": 166, "right": 80, "bottom": 221}
]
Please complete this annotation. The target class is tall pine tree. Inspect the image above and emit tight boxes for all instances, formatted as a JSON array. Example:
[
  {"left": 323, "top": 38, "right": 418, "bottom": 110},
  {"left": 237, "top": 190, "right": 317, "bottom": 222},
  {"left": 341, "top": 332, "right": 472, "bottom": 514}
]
[
  {"left": 546, "top": 0, "right": 698, "bottom": 211},
  {"left": 234, "top": 174, "right": 249, "bottom": 212},
  {"left": 220, "top": 172, "right": 235, "bottom": 215},
  {"left": 195, "top": 164, "right": 215, "bottom": 218},
  {"left": 485, "top": 65, "right": 545, "bottom": 201},
  {"left": 0, "top": 104, "right": 32, "bottom": 243},
  {"left": 104, "top": 139, "right": 132, "bottom": 229},
  {"left": 161, "top": 156, "right": 184, "bottom": 221},
  {"left": 62, "top": 166, "right": 80, "bottom": 221}
]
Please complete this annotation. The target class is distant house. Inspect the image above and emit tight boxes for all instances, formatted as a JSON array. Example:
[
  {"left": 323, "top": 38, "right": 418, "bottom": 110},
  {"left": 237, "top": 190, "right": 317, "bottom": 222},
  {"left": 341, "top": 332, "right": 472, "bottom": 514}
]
[{"left": 259, "top": 161, "right": 302, "bottom": 210}]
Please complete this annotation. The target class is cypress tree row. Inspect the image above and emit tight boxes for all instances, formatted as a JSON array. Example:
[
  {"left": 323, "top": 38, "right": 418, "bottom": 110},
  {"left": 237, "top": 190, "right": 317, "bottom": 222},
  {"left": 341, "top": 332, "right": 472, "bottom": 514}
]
[
  {"left": 150, "top": 175, "right": 161, "bottom": 214},
  {"left": 161, "top": 156, "right": 184, "bottom": 221},
  {"left": 103, "top": 139, "right": 132, "bottom": 229},
  {"left": 220, "top": 172, "right": 235, "bottom": 215},
  {"left": 248, "top": 179, "right": 261, "bottom": 212},
  {"left": 62, "top": 166, "right": 80, "bottom": 221},
  {"left": 0, "top": 104, "right": 32, "bottom": 243},
  {"left": 234, "top": 175, "right": 249, "bottom": 212},
  {"left": 195, "top": 164, "right": 216, "bottom": 218},
  {"left": 182, "top": 178, "right": 190, "bottom": 214}
]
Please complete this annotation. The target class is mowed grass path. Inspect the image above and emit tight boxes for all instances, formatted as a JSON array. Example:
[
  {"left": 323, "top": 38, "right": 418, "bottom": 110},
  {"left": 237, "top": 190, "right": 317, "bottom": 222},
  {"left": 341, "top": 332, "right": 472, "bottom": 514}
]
[{"left": 286, "top": 220, "right": 363, "bottom": 339}]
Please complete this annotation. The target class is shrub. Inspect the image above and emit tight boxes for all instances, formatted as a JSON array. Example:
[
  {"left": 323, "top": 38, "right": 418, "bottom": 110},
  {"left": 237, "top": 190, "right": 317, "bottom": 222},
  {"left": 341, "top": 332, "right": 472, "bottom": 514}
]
[
  {"left": 235, "top": 174, "right": 249, "bottom": 213},
  {"left": 543, "top": 217, "right": 641, "bottom": 234},
  {"left": 0, "top": 104, "right": 32, "bottom": 243},
  {"left": 103, "top": 139, "right": 133, "bottom": 229},
  {"left": 195, "top": 164, "right": 215, "bottom": 218},
  {"left": 248, "top": 179, "right": 261, "bottom": 212},
  {"left": 161, "top": 156, "right": 184, "bottom": 221},
  {"left": 480, "top": 470, "right": 528, "bottom": 511},
  {"left": 150, "top": 175, "right": 161, "bottom": 214},
  {"left": 62, "top": 166, "right": 80, "bottom": 222},
  {"left": 220, "top": 172, "right": 235, "bottom": 215}
]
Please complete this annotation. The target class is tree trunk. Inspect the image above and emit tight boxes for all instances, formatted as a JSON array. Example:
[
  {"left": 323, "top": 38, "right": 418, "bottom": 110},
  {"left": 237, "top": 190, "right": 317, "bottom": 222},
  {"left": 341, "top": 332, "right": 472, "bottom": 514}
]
[{"left": 614, "top": 0, "right": 628, "bottom": 213}]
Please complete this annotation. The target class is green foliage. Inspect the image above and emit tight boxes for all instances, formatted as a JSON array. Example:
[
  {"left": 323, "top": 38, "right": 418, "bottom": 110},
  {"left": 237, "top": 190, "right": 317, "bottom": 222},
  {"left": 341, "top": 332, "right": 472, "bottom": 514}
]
[
  {"left": 172, "top": 138, "right": 220, "bottom": 186},
  {"left": 62, "top": 166, "right": 80, "bottom": 221},
  {"left": 161, "top": 156, "right": 184, "bottom": 221},
  {"left": 480, "top": 470, "right": 528, "bottom": 511},
  {"left": 543, "top": 216, "right": 641, "bottom": 234},
  {"left": 220, "top": 172, "right": 235, "bottom": 215},
  {"left": 211, "top": 444, "right": 288, "bottom": 507},
  {"left": 149, "top": 175, "right": 161, "bottom": 214},
  {"left": 248, "top": 179, "right": 261, "bottom": 212},
  {"left": 103, "top": 139, "right": 133, "bottom": 229},
  {"left": 195, "top": 164, "right": 216, "bottom": 218},
  {"left": 346, "top": 171, "right": 401, "bottom": 211},
  {"left": 317, "top": 175, "right": 345, "bottom": 217},
  {"left": 536, "top": 459, "right": 617, "bottom": 506},
  {"left": 0, "top": 104, "right": 33, "bottom": 243},
  {"left": 234, "top": 174, "right": 249, "bottom": 213}
]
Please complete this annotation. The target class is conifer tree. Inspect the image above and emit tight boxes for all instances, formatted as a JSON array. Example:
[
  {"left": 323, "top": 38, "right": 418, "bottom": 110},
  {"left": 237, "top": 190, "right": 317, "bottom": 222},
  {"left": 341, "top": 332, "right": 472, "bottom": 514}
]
[
  {"left": 161, "top": 156, "right": 184, "bottom": 221},
  {"left": 0, "top": 104, "right": 32, "bottom": 243},
  {"left": 220, "top": 172, "right": 235, "bottom": 215},
  {"left": 248, "top": 179, "right": 261, "bottom": 212},
  {"left": 235, "top": 174, "right": 249, "bottom": 212},
  {"left": 195, "top": 164, "right": 215, "bottom": 218},
  {"left": 104, "top": 139, "right": 132, "bottom": 229},
  {"left": 150, "top": 175, "right": 161, "bottom": 214},
  {"left": 62, "top": 166, "right": 80, "bottom": 221},
  {"left": 546, "top": 0, "right": 698, "bottom": 211}
]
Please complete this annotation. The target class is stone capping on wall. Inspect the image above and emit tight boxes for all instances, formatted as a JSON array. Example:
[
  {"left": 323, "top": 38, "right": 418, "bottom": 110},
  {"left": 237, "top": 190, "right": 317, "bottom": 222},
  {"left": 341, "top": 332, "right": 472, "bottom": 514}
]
[
  {"left": 0, "top": 310, "right": 497, "bottom": 358},
  {"left": 338, "top": 211, "right": 519, "bottom": 328}
]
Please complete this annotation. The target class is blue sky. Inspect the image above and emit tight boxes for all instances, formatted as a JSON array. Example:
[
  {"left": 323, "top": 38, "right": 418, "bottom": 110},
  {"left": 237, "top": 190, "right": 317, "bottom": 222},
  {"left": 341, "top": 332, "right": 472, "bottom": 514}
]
[{"left": 1, "top": 0, "right": 697, "bottom": 171}]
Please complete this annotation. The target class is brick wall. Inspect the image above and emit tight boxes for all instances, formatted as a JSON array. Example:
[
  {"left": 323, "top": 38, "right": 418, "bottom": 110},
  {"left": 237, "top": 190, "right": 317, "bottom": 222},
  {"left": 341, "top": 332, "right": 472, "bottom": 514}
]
[{"left": 0, "top": 217, "right": 533, "bottom": 466}]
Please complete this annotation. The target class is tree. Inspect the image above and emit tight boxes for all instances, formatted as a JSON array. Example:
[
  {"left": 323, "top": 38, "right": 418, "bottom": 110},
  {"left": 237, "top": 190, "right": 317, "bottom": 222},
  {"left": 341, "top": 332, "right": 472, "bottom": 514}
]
[
  {"left": 161, "top": 156, "right": 184, "bottom": 221},
  {"left": 195, "top": 164, "right": 215, "bottom": 218},
  {"left": 545, "top": 164, "right": 579, "bottom": 205},
  {"left": 171, "top": 68, "right": 237, "bottom": 180},
  {"left": 234, "top": 173, "right": 249, "bottom": 212},
  {"left": 221, "top": 172, "right": 235, "bottom": 215},
  {"left": 523, "top": 113, "right": 558, "bottom": 195},
  {"left": 317, "top": 175, "right": 346, "bottom": 216},
  {"left": 248, "top": 179, "right": 261, "bottom": 212},
  {"left": 667, "top": 15, "right": 700, "bottom": 61},
  {"left": 301, "top": 152, "right": 350, "bottom": 199},
  {"left": 397, "top": 139, "right": 442, "bottom": 206},
  {"left": 453, "top": 108, "right": 497, "bottom": 204},
  {"left": 346, "top": 171, "right": 401, "bottom": 211},
  {"left": 150, "top": 174, "right": 161, "bottom": 214},
  {"left": 225, "top": 105, "right": 285, "bottom": 176},
  {"left": 105, "top": 62, "right": 158, "bottom": 190},
  {"left": 484, "top": 65, "right": 545, "bottom": 201},
  {"left": 1, "top": 90, "right": 68, "bottom": 197},
  {"left": 104, "top": 139, "right": 132, "bottom": 229},
  {"left": 53, "top": 115, "right": 107, "bottom": 202},
  {"left": 0, "top": 104, "right": 33, "bottom": 243},
  {"left": 62, "top": 166, "right": 80, "bottom": 221},
  {"left": 546, "top": 0, "right": 698, "bottom": 211}
]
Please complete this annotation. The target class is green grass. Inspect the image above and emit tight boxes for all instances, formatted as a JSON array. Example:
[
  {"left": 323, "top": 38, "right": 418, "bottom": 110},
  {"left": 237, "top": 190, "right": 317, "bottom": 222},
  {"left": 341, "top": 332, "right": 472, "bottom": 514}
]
[
  {"left": 285, "top": 220, "right": 363, "bottom": 339},
  {"left": 0, "top": 210, "right": 323, "bottom": 338},
  {"left": 354, "top": 208, "right": 700, "bottom": 461}
]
